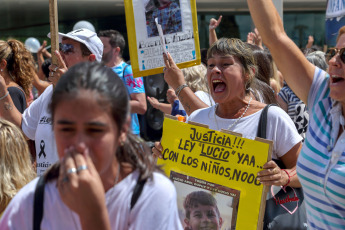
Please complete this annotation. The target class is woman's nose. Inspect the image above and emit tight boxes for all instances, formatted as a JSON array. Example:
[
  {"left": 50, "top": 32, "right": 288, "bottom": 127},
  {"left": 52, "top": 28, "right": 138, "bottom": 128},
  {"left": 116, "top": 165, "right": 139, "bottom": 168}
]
[
  {"left": 212, "top": 65, "right": 221, "bottom": 74},
  {"left": 71, "top": 134, "right": 87, "bottom": 152},
  {"left": 329, "top": 53, "right": 341, "bottom": 68}
]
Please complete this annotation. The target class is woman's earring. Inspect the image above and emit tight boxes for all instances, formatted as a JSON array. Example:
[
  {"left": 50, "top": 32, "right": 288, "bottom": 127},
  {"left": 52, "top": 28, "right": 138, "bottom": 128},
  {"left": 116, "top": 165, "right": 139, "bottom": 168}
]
[{"left": 120, "top": 141, "right": 124, "bottom": 146}]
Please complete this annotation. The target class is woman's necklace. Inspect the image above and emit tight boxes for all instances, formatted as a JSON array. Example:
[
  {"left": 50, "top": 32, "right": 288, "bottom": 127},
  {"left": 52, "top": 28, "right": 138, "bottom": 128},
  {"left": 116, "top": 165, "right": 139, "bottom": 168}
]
[{"left": 214, "top": 97, "right": 253, "bottom": 131}]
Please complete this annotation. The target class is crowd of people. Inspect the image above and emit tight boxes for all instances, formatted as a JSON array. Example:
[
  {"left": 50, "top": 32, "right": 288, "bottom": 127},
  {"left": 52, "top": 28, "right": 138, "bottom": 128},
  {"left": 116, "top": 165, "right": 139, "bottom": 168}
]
[{"left": 0, "top": 0, "right": 344, "bottom": 229}]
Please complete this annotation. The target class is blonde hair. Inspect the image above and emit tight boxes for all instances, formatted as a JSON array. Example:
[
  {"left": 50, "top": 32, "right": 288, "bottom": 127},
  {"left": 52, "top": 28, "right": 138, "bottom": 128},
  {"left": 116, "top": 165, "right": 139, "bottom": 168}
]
[
  {"left": 0, "top": 119, "right": 36, "bottom": 213},
  {"left": 337, "top": 26, "right": 345, "bottom": 43},
  {"left": 181, "top": 64, "right": 208, "bottom": 92},
  {"left": 0, "top": 39, "right": 34, "bottom": 98}
]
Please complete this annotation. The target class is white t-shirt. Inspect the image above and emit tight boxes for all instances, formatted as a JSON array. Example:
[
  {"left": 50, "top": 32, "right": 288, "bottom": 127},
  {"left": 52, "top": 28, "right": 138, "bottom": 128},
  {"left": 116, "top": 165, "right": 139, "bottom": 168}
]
[
  {"left": 21, "top": 85, "right": 58, "bottom": 176},
  {"left": 187, "top": 105, "right": 302, "bottom": 159},
  {"left": 0, "top": 170, "right": 183, "bottom": 230},
  {"left": 178, "top": 91, "right": 215, "bottom": 115}
]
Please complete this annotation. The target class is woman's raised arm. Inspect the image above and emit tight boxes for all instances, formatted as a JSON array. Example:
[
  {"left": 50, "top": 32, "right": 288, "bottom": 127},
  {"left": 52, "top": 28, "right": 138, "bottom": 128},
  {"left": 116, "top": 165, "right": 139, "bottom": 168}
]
[{"left": 247, "top": 0, "right": 315, "bottom": 104}]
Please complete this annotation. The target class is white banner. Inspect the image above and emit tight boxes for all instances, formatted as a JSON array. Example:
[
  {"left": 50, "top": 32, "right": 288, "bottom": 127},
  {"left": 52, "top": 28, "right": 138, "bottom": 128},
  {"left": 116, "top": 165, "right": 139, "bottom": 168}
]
[{"left": 326, "top": 0, "right": 345, "bottom": 19}]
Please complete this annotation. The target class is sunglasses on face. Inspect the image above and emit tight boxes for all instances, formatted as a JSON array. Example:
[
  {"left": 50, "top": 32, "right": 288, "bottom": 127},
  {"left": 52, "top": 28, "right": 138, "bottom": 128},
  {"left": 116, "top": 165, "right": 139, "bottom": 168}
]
[
  {"left": 59, "top": 43, "right": 74, "bottom": 54},
  {"left": 325, "top": 47, "right": 345, "bottom": 63}
]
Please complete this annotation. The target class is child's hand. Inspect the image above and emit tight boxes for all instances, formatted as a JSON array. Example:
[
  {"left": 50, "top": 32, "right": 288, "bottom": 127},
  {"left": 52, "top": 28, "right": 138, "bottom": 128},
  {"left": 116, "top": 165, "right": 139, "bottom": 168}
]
[
  {"left": 147, "top": 96, "right": 160, "bottom": 109},
  {"left": 166, "top": 89, "right": 178, "bottom": 104}
]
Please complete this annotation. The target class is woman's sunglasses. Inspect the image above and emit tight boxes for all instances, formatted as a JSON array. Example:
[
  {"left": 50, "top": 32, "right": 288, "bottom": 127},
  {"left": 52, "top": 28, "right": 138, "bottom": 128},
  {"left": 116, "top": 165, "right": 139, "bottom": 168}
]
[{"left": 325, "top": 47, "right": 345, "bottom": 63}]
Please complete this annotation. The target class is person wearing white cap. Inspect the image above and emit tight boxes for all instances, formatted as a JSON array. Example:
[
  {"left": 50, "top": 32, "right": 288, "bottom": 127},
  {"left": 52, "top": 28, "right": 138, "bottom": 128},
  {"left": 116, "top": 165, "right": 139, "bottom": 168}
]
[{"left": 0, "top": 28, "right": 103, "bottom": 176}]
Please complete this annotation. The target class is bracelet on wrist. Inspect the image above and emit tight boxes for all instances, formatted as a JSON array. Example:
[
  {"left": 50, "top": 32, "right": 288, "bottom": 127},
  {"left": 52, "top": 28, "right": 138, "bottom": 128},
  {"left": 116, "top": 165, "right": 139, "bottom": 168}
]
[
  {"left": 0, "top": 91, "right": 9, "bottom": 101},
  {"left": 175, "top": 84, "right": 188, "bottom": 98},
  {"left": 281, "top": 169, "right": 290, "bottom": 187}
]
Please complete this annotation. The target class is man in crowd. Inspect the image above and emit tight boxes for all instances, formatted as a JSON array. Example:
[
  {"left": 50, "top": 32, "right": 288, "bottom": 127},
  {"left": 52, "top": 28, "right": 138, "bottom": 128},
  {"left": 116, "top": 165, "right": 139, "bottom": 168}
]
[
  {"left": 0, "top": 28, "right": 103, "bottom": 175},
  {"left": 99, "top": 30, "right": 146, "bottom": 136}
]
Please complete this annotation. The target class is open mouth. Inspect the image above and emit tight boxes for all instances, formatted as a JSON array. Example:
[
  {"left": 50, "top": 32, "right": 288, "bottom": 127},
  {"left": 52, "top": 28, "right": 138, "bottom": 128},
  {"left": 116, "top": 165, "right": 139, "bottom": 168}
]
[
  {"left": 331, "top": 75, "right": 345, "bottom": 84},
  {"left": 212, "top": 79, "right": 226, "bottom": 93}
]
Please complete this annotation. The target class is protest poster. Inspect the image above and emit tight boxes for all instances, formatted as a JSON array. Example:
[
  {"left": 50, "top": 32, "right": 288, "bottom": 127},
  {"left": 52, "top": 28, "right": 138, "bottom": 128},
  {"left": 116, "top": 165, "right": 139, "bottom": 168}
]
[
  {"left": 157, "top": 116, "right": 273, "bottom": 230},
  {"left": 124, "top": 0, "right": 201, "bottom": 77}
]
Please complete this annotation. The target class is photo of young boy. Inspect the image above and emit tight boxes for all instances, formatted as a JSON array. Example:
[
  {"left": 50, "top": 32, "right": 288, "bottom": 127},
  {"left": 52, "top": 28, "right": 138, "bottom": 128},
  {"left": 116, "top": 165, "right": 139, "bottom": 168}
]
[
  {"left": 183, "top": 191, "right": 223, "bottom": 230},
  {"left": 144, "top": 0, "right": 182, "bottom": 37},
  {"left": 170, "top": 171, "right": 240, "bottom": 230}
]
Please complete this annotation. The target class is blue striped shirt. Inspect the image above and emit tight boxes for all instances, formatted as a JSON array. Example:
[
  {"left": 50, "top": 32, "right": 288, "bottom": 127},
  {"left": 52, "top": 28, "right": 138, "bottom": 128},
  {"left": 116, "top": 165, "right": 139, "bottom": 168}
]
[{"left": 297, "top": 67, "right": 345, "bottom": 229}]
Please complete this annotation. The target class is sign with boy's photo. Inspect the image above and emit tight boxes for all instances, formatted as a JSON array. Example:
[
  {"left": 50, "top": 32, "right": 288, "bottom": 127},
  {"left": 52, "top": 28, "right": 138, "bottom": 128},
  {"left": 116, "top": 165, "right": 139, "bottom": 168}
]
[
  {"left": 157, "top": 116, "right": 273, "bottom": 230},
  {"left": 124, "top": 0, "right": 200, "bottom": 77}
]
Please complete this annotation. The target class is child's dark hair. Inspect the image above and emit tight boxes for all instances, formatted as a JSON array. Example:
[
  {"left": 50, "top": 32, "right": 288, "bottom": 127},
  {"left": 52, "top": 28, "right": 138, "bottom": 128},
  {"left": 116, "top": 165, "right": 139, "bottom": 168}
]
[
  {"left": 45, "top": 62, "right": 158, "bottom": 181},
  {"left": 184, "top": 191, "right": 220, "bottom": 219}
]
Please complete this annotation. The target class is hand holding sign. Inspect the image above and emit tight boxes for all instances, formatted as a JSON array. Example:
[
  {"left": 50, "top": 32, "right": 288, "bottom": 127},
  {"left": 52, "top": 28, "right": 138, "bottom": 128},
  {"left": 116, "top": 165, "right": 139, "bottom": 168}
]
[
  {"left": 257, "top": 160, "right": 289, "bottom": 186},
  {"left": 48, "top": 50, "right": 68, "bottom": 86}
]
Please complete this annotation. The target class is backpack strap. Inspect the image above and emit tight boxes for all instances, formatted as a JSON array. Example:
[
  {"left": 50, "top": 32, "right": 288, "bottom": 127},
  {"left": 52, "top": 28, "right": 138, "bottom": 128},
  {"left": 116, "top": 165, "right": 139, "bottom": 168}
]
[
  {"left": 130, "top": 176, "right": 147, "bottom": 210},
  {"left": 33, "top": 176, "right": 46, "bottom": 230},
  {"left": 257, "top": 104, "right": 285, "bottom": 168},
  {"left": 257, "top": 104, "right": 276, "bottom": 139}
]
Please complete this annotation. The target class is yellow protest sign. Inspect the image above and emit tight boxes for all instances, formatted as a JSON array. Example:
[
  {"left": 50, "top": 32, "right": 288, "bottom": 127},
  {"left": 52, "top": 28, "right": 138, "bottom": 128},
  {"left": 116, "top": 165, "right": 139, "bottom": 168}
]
[
  {"left": 124, "top": 0, "right": 201, "bottom": 77},
  {"left": 157, "top": 117, "right": 272, "bottom": 230}
]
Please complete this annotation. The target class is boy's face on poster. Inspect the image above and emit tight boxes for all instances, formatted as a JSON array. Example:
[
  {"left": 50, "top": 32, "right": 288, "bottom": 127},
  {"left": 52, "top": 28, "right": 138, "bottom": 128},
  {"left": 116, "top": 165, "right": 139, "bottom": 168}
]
[{"left": 185, "top": 204, "right": 223, "bottom": 230}]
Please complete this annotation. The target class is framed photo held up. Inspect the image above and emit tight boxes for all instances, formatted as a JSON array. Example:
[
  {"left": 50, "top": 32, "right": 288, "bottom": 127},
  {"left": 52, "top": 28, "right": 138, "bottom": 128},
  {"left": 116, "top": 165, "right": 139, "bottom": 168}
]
[{"left": 124, "top": 0, "right": 201, "bottom": 77}]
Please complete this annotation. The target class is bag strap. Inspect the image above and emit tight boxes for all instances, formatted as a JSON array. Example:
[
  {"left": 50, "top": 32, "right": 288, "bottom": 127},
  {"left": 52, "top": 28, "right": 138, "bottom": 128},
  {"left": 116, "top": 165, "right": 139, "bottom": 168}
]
[
  {"left": 130, "top": 176, "right": 147, "bottom": 210},
  {"left": 257, "top": 104, "right": 276, "bottom": 139},
  {"left": 257, "top": 104, "right": 285, "bottom": 169},
  {"left": 33, "top": 176, "right": 46, "bottom": 230}
]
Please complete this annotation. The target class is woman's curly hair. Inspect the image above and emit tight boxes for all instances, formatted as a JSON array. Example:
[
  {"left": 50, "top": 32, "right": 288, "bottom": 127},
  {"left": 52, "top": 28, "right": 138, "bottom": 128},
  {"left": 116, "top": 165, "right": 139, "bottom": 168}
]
[{"left": 0, "top": 39, "right": 34, "bottom": 98}]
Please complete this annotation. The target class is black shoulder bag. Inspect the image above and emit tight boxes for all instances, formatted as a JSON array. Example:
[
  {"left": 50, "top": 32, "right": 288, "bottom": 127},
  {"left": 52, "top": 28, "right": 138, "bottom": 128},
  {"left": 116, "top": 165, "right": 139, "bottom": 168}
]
[
  {"left": 258, "top": 104, "right": 307, "bottom": 230},
  {"left": 33, "top": 175, "right": 146, "bottom": 230}
]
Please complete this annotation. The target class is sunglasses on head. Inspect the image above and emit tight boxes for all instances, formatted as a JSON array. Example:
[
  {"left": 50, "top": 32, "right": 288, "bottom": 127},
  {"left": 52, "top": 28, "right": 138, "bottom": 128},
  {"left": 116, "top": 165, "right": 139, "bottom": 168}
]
[
  {"left": 325, "top": 47, "right": 345, "bottom": 63},
  {"left": 59, "top": 43, "right": 74, "bottom": 54}
]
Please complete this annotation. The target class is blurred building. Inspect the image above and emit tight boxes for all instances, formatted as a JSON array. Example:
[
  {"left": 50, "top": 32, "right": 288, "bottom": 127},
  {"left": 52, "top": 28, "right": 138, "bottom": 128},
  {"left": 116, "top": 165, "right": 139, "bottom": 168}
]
[{"left": 1, "top": 0, "right": 327, "bottom": 59}]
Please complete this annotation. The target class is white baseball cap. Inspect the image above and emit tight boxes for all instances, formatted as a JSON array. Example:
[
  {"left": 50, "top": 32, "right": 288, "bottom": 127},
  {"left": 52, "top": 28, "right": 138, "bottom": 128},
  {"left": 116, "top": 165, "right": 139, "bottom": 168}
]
[{"left": 47, "top": 28, "right": 103, "bottom": 62}]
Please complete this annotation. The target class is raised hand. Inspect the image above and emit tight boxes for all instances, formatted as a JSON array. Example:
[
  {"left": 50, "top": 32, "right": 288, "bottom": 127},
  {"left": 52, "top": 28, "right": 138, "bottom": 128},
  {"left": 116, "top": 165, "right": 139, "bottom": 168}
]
[
  {"left": 48, "top": 50, "right": 68, "bottom": 86},
  {"left": 209, "top": 15, "right": 222, "bottom": 31},
  {"left": 247, "top": 28, "right": 263, "bottom": 49},
  {"left": 162, "top": 52, "right": 186, "bottom": 91}
]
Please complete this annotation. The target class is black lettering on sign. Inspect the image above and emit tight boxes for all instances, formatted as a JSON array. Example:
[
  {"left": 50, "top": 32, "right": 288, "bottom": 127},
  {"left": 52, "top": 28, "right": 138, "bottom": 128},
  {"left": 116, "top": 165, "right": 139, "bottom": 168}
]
[
  {"left": 181, "top": 154, "right": 198, "bottom": 168},
  {"left": 177, "top": 139, "right": 196, "bottom": 152},
  {"left": 162, "top": 148, "right": 179, "bottom": 162},
  {"left": 200, "top": 160, "right": 231, "bottom": 178},
  {"left": 237, "top": 153, "right": 256, "bottom": 167},
  {"left": 200, "top": 143, "right": 230, "bottom": 162}
]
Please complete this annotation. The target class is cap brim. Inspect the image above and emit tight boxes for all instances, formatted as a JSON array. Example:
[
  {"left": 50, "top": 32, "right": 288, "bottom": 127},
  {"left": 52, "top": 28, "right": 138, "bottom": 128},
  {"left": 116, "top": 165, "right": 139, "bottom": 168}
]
[{"left": 47, "top": 32, "right": 83, "bottom": 44}]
